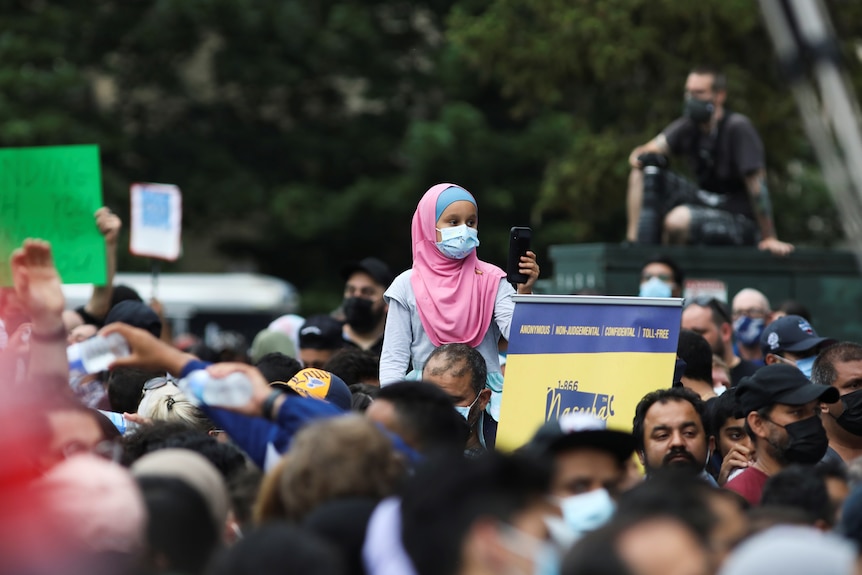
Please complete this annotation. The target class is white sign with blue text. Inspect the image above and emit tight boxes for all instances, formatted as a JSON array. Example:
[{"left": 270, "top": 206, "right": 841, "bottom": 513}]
[{"left": 130, "top": 183, "right": 182, "bottom": 261}]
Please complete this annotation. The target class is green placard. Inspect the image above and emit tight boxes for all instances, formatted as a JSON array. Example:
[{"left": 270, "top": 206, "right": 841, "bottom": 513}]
[{"left": 0, "top": 145, "right": 106, "bottom": 285}]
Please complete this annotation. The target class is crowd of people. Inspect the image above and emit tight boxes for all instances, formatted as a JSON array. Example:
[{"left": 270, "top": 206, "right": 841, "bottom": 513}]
[{"left": 2, "top": 180, "right": 862, "bottom": 575}]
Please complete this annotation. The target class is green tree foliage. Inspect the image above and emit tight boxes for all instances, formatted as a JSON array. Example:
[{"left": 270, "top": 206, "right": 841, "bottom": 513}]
[
  {"left": 1, "top": 1, "right": 859, "bottom": 311},
  {"left": 449, "top": 0, "right": 860, "bottom": 246},
  {"left": 2, "top": 0, "right": 574, "bottom": 310}
]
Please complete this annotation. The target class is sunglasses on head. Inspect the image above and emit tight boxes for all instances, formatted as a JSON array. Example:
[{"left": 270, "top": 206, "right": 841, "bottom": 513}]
[{"left": 142, "top": 376, "right": 176, "bottom": 394}]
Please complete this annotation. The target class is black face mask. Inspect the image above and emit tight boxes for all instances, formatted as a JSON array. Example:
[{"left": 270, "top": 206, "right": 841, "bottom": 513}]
[
  {"left": 835, "top": 389, "right": 862, "bottom": 436},
  {"left": 683, "top": 97, "right": 714, "bottom": 124},
  {"left": 770, "top": 415, "right": 829, "bottom": 465},
  {"left": 343, "top": 297, "right": 383, "bottom": 333}
]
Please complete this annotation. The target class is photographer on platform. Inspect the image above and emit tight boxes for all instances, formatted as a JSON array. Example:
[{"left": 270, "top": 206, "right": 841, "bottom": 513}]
[{"left": 625, "top": 65, "right": 793, "bottom": 256}]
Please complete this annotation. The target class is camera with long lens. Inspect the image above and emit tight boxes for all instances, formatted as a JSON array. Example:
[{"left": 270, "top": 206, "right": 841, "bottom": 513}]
[
  {"left": 636, "top": 154, "right": 670, "bottom": 244},
  {"left": 637, "top": 153, "right": 669, "bottom": 169}
]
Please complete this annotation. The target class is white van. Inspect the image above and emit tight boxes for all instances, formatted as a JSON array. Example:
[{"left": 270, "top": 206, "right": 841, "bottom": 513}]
[{"left": 62, "top": 273, "right": 300, "bottom": 340}]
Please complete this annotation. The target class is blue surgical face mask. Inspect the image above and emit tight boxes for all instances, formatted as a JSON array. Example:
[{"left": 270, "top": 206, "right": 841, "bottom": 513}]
[
  {"left": 559, "top": 488, "right": 615, "bottom": 536},
  {"left": 454, "top": 392, "right": 481, "bottom": 421},
  {"left": 639, "top": 276, "right": 672, "bottom": 298},
  {"left": 543, "top": 515, "right": 576, "bottom": 550},
  {"left": 795, "top": 356, "right": 816, "bottom": 379},
  {"left": 436, "top": 225, "right": 479, "bottom": 259},
  {"left": 733, "top": 315, "right": 766, "bottom": 348},
  {"left": 499, "top": 523, "right": 561, "bottom": 575},
  {"left": 532, "top": 542, "right": 560, "bottom": 575}
]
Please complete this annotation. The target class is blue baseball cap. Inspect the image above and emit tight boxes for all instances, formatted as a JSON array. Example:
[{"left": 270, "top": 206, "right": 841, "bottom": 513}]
[{"left": 274, "top": 367, "right": 352, "bottom": 411}]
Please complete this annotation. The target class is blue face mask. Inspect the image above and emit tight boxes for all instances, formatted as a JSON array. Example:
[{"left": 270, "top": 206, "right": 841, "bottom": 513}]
[
  {"left": 639, "top": 276, "right": 672, "bottom": 298},
  {"left": 796, "top": 356, "right": 816, "bottom": 379},
  {"left": 532, "top": 542, "right": 561, "bottom": 575},
  {"left": 733, "top": 315, "right": 766, "bottom": 348},
  {"left": 499, "top": 524, "right": 561, "bottom": 575},
  {"left": 454, "top": 392, "right": 481, "bottom": 421},
  {"left": 559, "top": 488, "right": 616, "bottom": 536},
  {"left": 543, "top": 515, "right": 576, "bottom": 550},
  {"left": 436, "top": 225, "right": 479, "bottom": 259}
]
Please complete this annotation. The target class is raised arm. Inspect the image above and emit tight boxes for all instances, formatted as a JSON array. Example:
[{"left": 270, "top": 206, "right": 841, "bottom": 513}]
[
  {"left": 100, "top": 322, "right": 197, "bottom": 377},
  {"left": 83, "top": 207, "right": 122, "bottom": 319},
  {"left": 744, "top": 169, "right": 794, "bottom": 256},
  {"left": 11, "top": 240, "right": 69, "bottom": 386},
  {"left": 148, "top": 297, "right": 174, "bottom": 344},
  {"left": 200, "top": 363, "right": 344, "bottom": 470},
  {"left": 515, "top": 250, "right": 540, "bottom": 295}
]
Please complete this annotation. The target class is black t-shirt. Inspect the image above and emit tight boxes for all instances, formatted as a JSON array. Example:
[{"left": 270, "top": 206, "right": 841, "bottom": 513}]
[
  {"left": 343, "top": 334, "right": 384, "bottom": 357},
  {"left": 663, "top": 112, "right": 764, "bottom": 219},
  {"left": 729, "top": 358, "right": 759, "bottom": 387}
]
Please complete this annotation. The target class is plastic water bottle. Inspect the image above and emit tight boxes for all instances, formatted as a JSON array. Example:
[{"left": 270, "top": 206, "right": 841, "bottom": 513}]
[
  {"left": 177, "top": 369, "right": 254, "bottom": 408},
  {"left": 98, "top": 410, "right": 138, "bottom": 435},
  {"left": 67, "top": 332, "right": 131, "bottom": 374}
]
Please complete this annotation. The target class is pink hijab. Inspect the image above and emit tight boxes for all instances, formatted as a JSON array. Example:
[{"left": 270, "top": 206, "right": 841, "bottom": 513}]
[{"left": 410, "top": 183, "right": 505, "bottom": 348}]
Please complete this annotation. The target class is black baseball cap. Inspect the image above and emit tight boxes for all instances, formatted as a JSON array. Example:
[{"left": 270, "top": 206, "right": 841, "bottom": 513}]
[
  {"left": 340, "top": 257, "right": 395, "bottom": 289},
  {"left": 735, "top": 363, "right": 839, "bottom": 415},
  {"left": 298, "top": 315, "right": 346, "bottom": 351},
  {"left": 104, "top": 300, "right": 162, "bottom": 338},
  {"left": 525, "top": 413, "right": 635, "bottom": 463},
  {"left": 760, "top": 315, "right": 835, "bottom": 357}
]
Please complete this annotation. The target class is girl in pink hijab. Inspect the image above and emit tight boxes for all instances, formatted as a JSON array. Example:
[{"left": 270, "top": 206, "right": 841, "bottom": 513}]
[{"left": 379, "top": 184, "right": 539, "bottom": 430}]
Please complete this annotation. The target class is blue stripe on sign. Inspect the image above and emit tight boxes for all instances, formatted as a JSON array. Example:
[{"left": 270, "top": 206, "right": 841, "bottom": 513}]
[{"left": 508, "top": 301, "right": 681, "bottom": 355}]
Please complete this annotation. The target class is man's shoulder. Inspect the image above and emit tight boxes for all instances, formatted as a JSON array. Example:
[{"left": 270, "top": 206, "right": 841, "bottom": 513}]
[
  {"left": 662, "top": 116, "right": 695, "bottom": 137},
  {"left": 725, "top": 111, "right": 754, "bottom": 125},
  {"left": 482, "top": 410, "right": 498, "bottom": 450},
  {"left": 819, "top": 446, "right": 847, "bottom": 467},
  {"left": 661, "top": 117, "right": 698, "bottom": 155},
  {"left": 724, "top": 112, "right": 760, "bottom": 135},
  {"left": 341, "top": 335, "right": 384, "bottom": 355}
]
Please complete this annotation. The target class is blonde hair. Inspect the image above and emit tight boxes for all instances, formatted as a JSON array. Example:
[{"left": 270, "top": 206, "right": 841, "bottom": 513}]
[
  {"left": 137, "top": 382, "right": 212, "bottom": 432},
  {"left": 278, "top": 415, "right": 405, "bottom": 521},
  {"left": 712, "top": 354, "right": 731, "bottom": 374}
]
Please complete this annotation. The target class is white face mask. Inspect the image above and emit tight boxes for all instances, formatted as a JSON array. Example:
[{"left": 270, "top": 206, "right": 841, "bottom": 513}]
[
  {"left": 436, "top": 225, "right": 480, "bottom": 259},
  {"left": 455, "top": 392, "right": 481, "bottom": 421},
  {"left": 559, "top": 488, "right": 615, "bottom": 536}
]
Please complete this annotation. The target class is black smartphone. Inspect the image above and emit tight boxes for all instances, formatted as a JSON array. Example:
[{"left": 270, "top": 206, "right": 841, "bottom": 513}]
[{"left": 506, "top": 226, "right": 532, "bottom": 284}]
